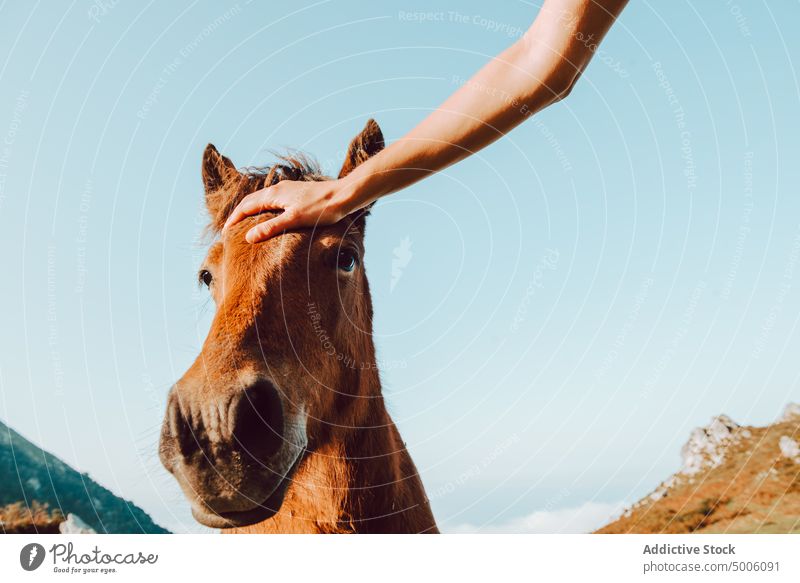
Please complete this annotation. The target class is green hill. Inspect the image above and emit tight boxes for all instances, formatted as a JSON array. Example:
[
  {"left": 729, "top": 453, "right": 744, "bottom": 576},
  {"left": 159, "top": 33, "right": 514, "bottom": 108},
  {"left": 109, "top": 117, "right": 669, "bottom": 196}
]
[{"left": 0, "top": 419, "right": 168, "bottom": 534}]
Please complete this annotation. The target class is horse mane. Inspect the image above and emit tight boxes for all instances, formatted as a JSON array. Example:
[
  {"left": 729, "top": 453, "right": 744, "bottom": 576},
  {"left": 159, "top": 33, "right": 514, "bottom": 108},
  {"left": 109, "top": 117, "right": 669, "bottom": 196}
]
[{"left": 245, "top": 151, "right": 326, "bottom": 185}]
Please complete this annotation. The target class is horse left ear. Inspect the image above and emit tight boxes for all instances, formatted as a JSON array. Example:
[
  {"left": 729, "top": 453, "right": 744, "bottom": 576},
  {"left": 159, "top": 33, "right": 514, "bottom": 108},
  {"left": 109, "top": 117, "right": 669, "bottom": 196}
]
[
  {"left": 202, "top": 144, "right": 244, "bottom": 231},
  {"left": 338, "top": 119, "right": 385, "bottom": 179},
  {"left": 202, "top": 144, "right": 239, "bottom": 193}
]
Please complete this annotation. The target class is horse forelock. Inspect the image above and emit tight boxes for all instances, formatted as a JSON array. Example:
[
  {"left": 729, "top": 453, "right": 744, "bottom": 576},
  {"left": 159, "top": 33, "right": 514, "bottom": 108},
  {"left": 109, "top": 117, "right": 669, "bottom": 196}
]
[
  {"left": 203, "top": 153, "right": 324, "bottom": 235},
  {"left": 205, "top": 152, "right": 372, "bottom": 238}
]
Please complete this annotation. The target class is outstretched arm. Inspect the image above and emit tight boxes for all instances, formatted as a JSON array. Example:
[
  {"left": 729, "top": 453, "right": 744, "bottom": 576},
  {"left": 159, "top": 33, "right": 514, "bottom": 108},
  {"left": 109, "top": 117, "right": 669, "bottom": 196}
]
[{"left": 226, "top": 0, "right": 628, "bottom": 242}]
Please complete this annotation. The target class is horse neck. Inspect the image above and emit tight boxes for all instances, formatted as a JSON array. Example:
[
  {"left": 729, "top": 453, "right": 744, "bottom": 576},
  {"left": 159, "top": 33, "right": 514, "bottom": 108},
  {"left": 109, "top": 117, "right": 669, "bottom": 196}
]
[{"left": 236, "top": 373, "right": 438, "bottom": 534}]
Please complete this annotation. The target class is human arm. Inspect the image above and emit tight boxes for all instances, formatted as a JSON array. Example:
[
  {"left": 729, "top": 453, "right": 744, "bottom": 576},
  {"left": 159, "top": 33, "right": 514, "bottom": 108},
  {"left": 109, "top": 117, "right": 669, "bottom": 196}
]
[{"left": 226, "top": 0, "right": 628, "bottom": 242}]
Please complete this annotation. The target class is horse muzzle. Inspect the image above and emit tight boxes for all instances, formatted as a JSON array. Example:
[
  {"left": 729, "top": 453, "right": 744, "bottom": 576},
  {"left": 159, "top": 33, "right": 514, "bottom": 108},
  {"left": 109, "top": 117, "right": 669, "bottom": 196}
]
[{"left": 159, "top": 378, "right": 308, "bottom": 528}]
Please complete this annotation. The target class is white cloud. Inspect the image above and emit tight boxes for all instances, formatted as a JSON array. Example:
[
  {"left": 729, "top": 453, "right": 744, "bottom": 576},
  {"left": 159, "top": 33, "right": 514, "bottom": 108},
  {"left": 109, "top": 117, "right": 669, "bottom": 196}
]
[{"left": 445, "top": 501, "right": 627, "bottom": 534}]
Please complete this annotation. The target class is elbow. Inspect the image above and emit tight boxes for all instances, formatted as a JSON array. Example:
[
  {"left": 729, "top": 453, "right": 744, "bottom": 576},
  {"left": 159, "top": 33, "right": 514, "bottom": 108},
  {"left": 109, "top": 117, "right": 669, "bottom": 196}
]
[
  {"left": 516, "top": 34, "right": 582, "bottom": 104},
  {"left": 551, "top": 72, "right": 580, "bottom": 103}
]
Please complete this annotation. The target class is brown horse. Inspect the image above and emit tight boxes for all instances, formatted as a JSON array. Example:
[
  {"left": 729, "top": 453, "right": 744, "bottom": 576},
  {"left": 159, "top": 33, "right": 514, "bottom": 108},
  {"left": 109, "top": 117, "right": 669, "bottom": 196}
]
[{"left": 159, "top": 120, "right": 438, "bottom": 533}]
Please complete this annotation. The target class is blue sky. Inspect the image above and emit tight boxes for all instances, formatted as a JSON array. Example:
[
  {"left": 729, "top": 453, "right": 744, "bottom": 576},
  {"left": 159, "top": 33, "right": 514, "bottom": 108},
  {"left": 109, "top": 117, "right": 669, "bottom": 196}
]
[{"left": 0, "top": 0, "right": 798, "bottom": 533}]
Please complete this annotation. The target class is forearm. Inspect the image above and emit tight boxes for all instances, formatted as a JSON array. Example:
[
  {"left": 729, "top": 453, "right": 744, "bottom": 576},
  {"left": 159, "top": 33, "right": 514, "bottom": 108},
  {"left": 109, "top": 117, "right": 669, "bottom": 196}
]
[
  {"left": 223, "top": 0, "right": 628, "bottom": 242},
  {"left": 339, "top": 0, "right": 627, "bottom": 209}
]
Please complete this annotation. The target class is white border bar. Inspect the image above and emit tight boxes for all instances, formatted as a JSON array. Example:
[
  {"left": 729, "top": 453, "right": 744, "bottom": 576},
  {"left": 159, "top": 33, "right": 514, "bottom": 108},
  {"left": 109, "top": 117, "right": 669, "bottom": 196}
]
[{"left": 1, "top": 534, "right": 797, "bottom": 582}]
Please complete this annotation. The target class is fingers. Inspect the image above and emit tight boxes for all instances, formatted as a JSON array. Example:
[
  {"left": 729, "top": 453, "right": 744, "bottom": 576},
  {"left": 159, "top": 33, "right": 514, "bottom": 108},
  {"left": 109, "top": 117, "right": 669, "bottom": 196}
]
[
  {"left": 245, "top": 211, "right": 298, "bottom": 244},
  {"left": 223, "top": 187, "right": 282, "bottom": 231}
]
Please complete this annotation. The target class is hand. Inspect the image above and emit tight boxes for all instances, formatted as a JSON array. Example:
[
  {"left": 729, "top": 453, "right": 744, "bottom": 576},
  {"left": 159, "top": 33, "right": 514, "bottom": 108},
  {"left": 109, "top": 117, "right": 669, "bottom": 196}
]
[{"left": 223, "top": 179, "right": 352, "bottom": 243}]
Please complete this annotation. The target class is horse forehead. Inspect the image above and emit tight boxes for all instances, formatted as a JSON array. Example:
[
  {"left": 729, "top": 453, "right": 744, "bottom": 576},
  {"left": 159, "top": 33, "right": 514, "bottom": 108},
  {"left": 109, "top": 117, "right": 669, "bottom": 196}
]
[
  {"left": 206, "top": 241, "right": 223, "bottom": 264},
  {"left": 211, "top": 234, "right": 309, "bottom": 339},
  {"left": 223, "top": 227, "right": 304, "bottom": 260},
  {"left": 265, "top": 233, "right": 315, "bottom": 271}
]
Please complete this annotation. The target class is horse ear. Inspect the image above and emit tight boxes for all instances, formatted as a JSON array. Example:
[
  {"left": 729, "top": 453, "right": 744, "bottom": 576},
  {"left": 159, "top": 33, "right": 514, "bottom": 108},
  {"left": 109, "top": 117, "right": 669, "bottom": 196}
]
[
  {"left": 338, "top": 119, "right": 385, "bottom": 179},
  {"left": 202, "top": 144, "right": 242, "bottom": 230},
  {"left": 202, "top": 143, "right": 239, "bottom": 192}
]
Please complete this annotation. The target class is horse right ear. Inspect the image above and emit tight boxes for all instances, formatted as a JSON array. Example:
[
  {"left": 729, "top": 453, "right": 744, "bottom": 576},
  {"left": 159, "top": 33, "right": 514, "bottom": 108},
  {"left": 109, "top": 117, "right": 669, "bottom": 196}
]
[
  {"left": 202, "top": 144, "right": 242, "bottom": 230},
  {"left": 338, "top": 119, "right": 385, "bottom": 179}
]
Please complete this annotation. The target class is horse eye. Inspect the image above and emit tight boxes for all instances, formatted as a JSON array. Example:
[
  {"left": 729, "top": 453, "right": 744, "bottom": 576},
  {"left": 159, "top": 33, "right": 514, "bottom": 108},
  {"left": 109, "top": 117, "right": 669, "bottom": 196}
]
[
  {"left": 336, "top": 250, "right": 358, "bottom": 273},
  {"left": 199, "top": 269, "right": 213, "bottom": 287}
]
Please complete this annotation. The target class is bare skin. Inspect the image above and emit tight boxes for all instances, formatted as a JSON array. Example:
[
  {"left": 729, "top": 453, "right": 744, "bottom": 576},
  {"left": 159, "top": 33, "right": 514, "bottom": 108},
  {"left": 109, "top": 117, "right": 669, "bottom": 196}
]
[{"left": 224, "top": 0, "right": 629, "bottom": 242}]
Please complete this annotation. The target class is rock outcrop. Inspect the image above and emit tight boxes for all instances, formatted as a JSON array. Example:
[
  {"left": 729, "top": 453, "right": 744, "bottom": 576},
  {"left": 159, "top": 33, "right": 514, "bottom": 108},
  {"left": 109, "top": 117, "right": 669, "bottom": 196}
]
[{"left": 598, "top": 404, "right": 800, "bottom": 534}]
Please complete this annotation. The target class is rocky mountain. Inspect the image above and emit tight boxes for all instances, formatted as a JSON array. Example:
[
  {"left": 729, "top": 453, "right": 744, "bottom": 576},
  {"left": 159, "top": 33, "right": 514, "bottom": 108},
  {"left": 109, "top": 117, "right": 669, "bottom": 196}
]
[
  {"left": 598, "top": 404, "right": 800, "bottom": 534},
  {"left": 0, "top": 420, "right": 168, "bottom": 534}
]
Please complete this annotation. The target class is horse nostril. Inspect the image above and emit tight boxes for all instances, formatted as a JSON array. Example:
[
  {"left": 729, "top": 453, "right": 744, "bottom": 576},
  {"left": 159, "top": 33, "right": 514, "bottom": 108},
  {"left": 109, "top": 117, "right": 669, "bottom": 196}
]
[
  {"left": 231, "top": 380, "right": 284, "bottom": 461},
  {"left": 163, "top": 390, "right": 197, "bottom": 458}
]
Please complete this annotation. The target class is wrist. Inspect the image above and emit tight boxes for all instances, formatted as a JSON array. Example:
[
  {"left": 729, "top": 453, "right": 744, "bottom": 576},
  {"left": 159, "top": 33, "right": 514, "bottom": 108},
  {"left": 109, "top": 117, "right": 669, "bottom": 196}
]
[{"left": 334, "top": 168, "right": 381, "bottom": 215}]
